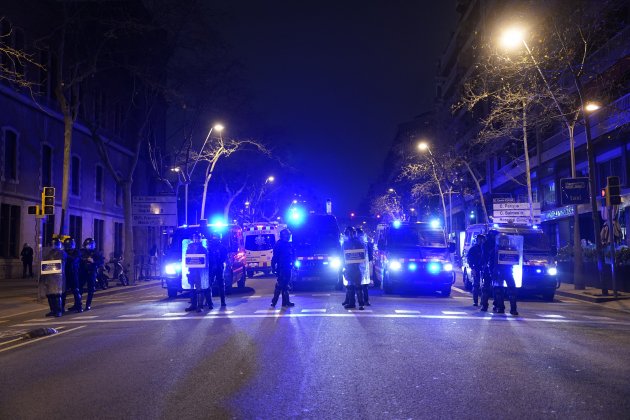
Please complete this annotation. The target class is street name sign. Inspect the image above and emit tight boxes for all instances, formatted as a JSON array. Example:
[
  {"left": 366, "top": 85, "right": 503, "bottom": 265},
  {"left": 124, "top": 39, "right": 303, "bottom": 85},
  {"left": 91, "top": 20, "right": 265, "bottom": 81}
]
[
  {"left": 492, "top": 216, "right": 541, "bottom": 225},
  {"left": 560, "top": 177, "right": 590, "bottom": 205},
  {"left": 132, "top": 195, "right": 177, "bottom": 226},
  {"left": 493, "top": 209, "right": 540, "bottom": 217},
  {"left": 493, "top": 202, "right": 541, "bottom": 210}
]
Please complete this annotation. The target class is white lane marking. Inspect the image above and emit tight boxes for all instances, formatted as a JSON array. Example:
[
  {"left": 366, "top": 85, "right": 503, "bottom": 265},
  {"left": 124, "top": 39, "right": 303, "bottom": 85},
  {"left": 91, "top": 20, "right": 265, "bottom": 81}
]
[
  {"left": 346, "top": 309, "right": 373, "bottom": 313},
  {"left": 25, "top": 318, "right": 45, "bottom": 322},
  {"left": 118, "top": 314, "right": 144, "bottom": 318},
  {"left": 538, "top": 314, "right": 565, "bottom": 318},
  {"left": 0, "top": 308, "right": 47, "bottom": 319},
  {"left": 255, "top": 309, "right": 281, "bottom": 314},
  {"left": 301, "top": 309, "right": 326, "bottom": 313},
  {"left": 139, "top": 300, "right": 155, "bottom": 303},
  {"left": 13, "top": 314, "right": 630, "bottom": 328},
  {"left": 206, "top": 311, "right": 234, "bottom": 315},
  {"left": 311, "top": 293, "right": 331, "bottom": 297},
  {"left": 451, "top": 286, "right": 467, "bottom": 293},
  {"left": 73, "top": 316, "right": 98, "bottom": 320},
  {"left": 442, "top": 311, "right": 467, "bottom": 315},
  {"left": 103, "top": 301, "right": 124, "bottom": 304},
  {"left": 395, "top": 310, "right": 420, "bottom": 314},
  {"left": 583, "top": 315, "right": 613, "bottom": 320},
  {"left": 0, "top": 326, "right": 87, "bottom": 353},
  {"left": 248, "top": 296, "right": 262, "bottom": 298},
  {"left": 162, "top": 313, "right": 187, "bottom": 317}
]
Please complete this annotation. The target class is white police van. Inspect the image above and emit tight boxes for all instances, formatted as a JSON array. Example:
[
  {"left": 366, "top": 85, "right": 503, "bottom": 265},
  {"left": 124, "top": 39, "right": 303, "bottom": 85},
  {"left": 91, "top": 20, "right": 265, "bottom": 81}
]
[{"left": 243, "top": 222, "right": 286, "bottom": 277}]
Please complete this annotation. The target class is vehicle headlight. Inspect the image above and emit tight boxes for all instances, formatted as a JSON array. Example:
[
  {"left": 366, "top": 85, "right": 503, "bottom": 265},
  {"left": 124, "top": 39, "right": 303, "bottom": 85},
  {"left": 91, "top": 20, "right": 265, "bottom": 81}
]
[
  {"left": 427, "top": 261, "right": 441, "bottom": 274},
  {"left": 408, "top": 262, "right": 417, "bottom": 271},
  {"left": 443, "top": 263, "right": 453, "bottom": 272},
  {"left": 294, "top": 260, "right": 301, "bottom": 268},
  {"left": 547, "top": 267, "right": 558, "bottom": 276},
  {"left": 164, "top": 262, "right": 181, "bottom": 275},
  {"left": 329, "top": 257, "right": 341, "bottom": 269},
  {"left": 389, "top": 260, "right": 402, "bottom": 271}
]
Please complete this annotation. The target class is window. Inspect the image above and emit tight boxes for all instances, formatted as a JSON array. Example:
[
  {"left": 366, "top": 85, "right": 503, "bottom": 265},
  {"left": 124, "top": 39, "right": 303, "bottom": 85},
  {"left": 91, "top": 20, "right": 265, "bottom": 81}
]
[
  {"left": 542, "top": 180, "right": 556, "bottom": 207},
  {"left": 95, "top": 165, "right": 103, "bottom": 202},
  {"left": 71, "top": 156, "right": 80, "bottom": 196},
  {"left": 69, "top": 215, "right": 82, "bottom": 246},
  {"left": 0, "top": 204, "right": 20, "bottom": 258},
  {"left": 94, "top": 218, "right": 104, "bottom": 252},
  {"left": 42, "top": 215, "right": 55, "bottom": 247},
  {"left": 3, "top": 129, "right": 18, "bottom": 181},
  {"left": 114, "top": 222, "right": 123, "bottom": 257},
  {"left": 41, "top": 144, "right": 52, "bottom": 187}
]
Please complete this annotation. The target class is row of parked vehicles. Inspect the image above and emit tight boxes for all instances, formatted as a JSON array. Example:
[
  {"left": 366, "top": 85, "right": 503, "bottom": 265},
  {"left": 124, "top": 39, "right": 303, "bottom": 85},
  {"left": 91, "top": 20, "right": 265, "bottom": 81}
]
[{"left": 160, "top": 214, "right": 559, "bottom": 301}]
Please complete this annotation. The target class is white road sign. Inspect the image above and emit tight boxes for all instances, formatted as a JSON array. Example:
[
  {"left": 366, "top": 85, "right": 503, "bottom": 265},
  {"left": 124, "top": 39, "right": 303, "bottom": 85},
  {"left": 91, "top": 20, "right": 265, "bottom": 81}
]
[
  {"left": 132, "top": 195, "right": 177, "bottom": 226},
  {"left": 493, "top": 209, "right": 541, "bottom": 217},
  {"left": 493, "top": 202, "right": 541, "bottom": 210},
  {"left": 492, "top": 216, "right": 541, "bottom": 225}
]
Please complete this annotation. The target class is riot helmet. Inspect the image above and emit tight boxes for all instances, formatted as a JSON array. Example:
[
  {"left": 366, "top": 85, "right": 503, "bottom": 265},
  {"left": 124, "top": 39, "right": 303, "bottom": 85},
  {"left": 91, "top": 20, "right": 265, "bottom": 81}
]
[
  {"left": 64, "top": 237, "right": 76, "bottom": 250},
  {"left": 83, "top": 238, "right": 95, "bottom": 249},
  {"left": 280, "top": 228, "right": 291, "bottom": 241},
  {"left": 52, "top": 238, "right": 62, "bottom": 249},
  {"left": 344, "top": 226, "right": 356, "bottom": 238}
]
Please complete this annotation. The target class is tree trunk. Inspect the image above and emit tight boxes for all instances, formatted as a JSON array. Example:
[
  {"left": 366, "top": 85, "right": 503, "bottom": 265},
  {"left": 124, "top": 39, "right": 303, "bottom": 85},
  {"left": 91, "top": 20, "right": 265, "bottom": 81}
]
[
  {"left": 200, "top": 156, "right": 220, "bottom": 221},
  {"left": 58, "top": 114, "right": 73, "bottom": 235},
  {"left": 463, "top": 161, "right": 489, "bottom": 224},
  {"left": 522, "top": 100, "right": 535, "bottom": 223},
  {"left": 122, "top": 181, "right": 135, "bottom": 284}
]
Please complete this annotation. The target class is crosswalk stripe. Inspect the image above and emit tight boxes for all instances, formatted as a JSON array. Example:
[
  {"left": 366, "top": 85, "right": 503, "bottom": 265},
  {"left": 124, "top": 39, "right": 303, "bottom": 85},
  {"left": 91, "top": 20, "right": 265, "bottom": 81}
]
[
  {"left": 103, "top": 301, "right": 124, "bottom": 304},
  {"left": 248, "top": 295, "right": 262, "bottom": 298},
  {"left": 206, "top": 311, "right": 234, "bottom": 315},
  {"left": 311, "top": 293, "right": 331, "bottom": 296},
  {"left": 301, "top": 309, "right": 326, "bottom": 313},
  {"left": 118, "top": 314, "right": 144, "bottom": 318},
  {"left": 583, "top": 315, "right": 613, "bottom": 320},
  {"left": 442, "top": 311, "right": 467, "bottom": 315},
  {"left": 395, "top": 310, "right": 420, "bottom": 314},
  {"left": 255, "top": 309, "right": 281, "bottom": 314},
  {"left": 538, "top": 314, "right": 565, "bottom": 318},
  {"left": 162, "top": 313, "right": 187, "bottom": 317},
  {"left": 73, "top": 316, "right": 98, "bottom": 320}
]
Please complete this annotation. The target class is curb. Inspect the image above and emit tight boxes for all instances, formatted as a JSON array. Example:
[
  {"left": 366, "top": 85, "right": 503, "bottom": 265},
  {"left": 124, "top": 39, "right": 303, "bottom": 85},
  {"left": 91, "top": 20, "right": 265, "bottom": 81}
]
[{"left": 555, "top": 289, "right": 630, "bottom": 303}]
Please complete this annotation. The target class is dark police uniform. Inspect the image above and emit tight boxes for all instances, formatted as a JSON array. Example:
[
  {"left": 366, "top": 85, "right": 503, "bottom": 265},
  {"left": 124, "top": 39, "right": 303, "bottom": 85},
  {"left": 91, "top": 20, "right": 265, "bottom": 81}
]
[
  {"left": 205, "top": 235, "right": 228, "bottom": 309},
  {"left": 186, "top": 237, "right": 208, "bottom": 312},
  {"left": 63, "top": 238, "right": 83, "bottom": 312},
  {"left": 271, "top": 231, "right": 295, "bottom": 307},
  {"left": 479, "top": 231, "right": 497, "bottom": 312},
  {"left": 79, "top": 239, "right": 104, "bottom": 311},
  {"left": 41, "top": 241, "right": 66, "bottom": 317},
  {"left": 467, "top": 236, "right": 484, "bottom": 306},
  {"left": 342, "top": 231, "right": 366, "bottom": 310}
]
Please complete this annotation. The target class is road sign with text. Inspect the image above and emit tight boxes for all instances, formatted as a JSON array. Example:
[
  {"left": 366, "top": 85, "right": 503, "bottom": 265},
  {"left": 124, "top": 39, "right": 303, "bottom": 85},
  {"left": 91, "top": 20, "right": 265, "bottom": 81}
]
[{"left": 560, "top": 177, "right": 590, "bottom": 205}]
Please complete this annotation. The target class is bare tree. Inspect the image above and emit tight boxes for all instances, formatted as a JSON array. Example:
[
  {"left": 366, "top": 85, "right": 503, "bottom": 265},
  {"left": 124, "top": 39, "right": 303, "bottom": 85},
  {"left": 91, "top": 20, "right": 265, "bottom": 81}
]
[{"left": 0, "top": 17, "right": 44, "bottom": 90}]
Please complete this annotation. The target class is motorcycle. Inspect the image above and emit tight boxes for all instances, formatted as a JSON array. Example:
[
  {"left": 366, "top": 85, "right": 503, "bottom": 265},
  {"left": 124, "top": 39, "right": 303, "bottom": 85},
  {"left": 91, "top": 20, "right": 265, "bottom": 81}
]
[
  {"left": 96, "top": 265, "right": 110, "bottom": 290},
  {"left": 109, "top": 256, "right": 130, "bottom": 286}
]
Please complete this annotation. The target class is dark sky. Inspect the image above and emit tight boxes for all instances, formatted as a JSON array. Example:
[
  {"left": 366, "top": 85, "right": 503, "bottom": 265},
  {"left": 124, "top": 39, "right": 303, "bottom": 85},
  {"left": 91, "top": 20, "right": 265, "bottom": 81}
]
[{"left": 215, "top": 1, "right": 457, "bottom": 216}]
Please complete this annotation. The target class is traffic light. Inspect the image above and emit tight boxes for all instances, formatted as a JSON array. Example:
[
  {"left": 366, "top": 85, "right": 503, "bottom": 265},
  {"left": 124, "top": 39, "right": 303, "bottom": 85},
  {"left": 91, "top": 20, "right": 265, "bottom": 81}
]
[
  {"left": 41, "top": 187, "right": 55, "bottom": 215},
  {"left": 606, "top": 176, "right": 621, "bottom": 206}
]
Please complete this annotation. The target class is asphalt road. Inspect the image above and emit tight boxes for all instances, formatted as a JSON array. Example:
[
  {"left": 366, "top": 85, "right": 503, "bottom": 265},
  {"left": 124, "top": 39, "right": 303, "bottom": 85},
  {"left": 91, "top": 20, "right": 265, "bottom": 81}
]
[{"left": 1, "top": 275, "right": 629, "bottom": 419}]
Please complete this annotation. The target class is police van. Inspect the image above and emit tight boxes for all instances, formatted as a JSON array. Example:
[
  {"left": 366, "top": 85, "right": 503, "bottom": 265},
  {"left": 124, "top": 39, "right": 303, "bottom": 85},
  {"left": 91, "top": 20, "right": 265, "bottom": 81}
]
[
  {"left": 373, "top": 221, "right": 456, "bottom": 296},
  {"left": 461, "top": 223, "right": 559, "bottom": 301},
  {"left": 289, "top": 213, "right": 344, "bottom": 289},
  {"left": 161, "top": 222, "right": 246, "bottom": 298},
  {"left": 243, "top": 222, "right": 287, "bottom": 277}
]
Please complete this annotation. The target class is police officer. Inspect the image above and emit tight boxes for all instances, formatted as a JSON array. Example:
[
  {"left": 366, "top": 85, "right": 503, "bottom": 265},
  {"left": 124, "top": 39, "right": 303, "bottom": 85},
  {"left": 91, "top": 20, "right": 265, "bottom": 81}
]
[
  {"left": 342, "top": 226, "right": 365, "bottom": 310},
  {"left": 356, "top": 227, "right": 371, "bottom": 306},
  {"left": 185, "top": 233, "right": 208, "bottom": 312},
  {"left": 79, "top": 238, "right": 104, "bottom": 311},
  {"left": 466, "top": 234, "right": 485, "bottom": 307},
  {"left": 63, "top": 237, "right": 83, "bottom": 313},
  {"left": 494, "top": 234, "right": 519, "bottom": 316},
  {"left": 270, "top": 228, "right": 295, "bottom": 307},
  {"left": 479, "top": 230, "right": 498, "bottom": 312},
  {"left": 205, "top": 232, "right": 228, "bottom": 309},
  {"left": 41, "top": 238, "right": 66, "bottom": 317}
]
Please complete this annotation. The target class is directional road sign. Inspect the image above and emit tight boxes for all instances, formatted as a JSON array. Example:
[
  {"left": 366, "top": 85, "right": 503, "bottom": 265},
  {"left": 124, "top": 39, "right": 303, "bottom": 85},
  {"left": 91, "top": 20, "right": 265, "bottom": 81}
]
[
  {"left": 560, "top": 177, "right": 590, "bottom": 205},
  {"left": 492, "top": 216, "right": 541, "bottom": 225}
]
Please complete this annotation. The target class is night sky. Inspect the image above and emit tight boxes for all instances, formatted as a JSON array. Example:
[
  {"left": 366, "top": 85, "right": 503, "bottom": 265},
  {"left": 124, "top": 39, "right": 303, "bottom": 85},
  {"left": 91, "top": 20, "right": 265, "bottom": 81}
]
[{"left": 215, "top": 1, "right": 457, "bottom": 216}]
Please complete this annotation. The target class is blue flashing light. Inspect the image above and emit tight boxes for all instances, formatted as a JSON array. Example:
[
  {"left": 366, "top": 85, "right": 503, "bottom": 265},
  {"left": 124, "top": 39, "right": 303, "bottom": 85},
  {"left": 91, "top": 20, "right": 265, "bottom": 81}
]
[
  {"left": 547, "top": 267, "right": 558, "bottom": 276},
  {"left": 536, "top": 268, "right": 542, "bottom": 274},
  {"left": 389, "top": 260, "right": 402, "bottom": 271},
  {"left": 427, "top": 261, "right": 441, "bottom": 274},
  {"left": 209, "top": 215, "right": 228, "bottom": 230},
  {"left": 430, "top": 219, "right": 440, "bottom": 228},
  {"left": 392, "top": 220, "right": 402, "bottom": 229},
  {"left": 287, "top": 207, "right": 306, "bottom": 226},
  {"left": 294, "top": 260, "right": 301, "bottom": 268},
  {"left": 408, "top": 262, "right": 417, "bottom": 271},
  {"left": 164, "top": 262, "right": 181, "bottom": 275},
  {"left": 532, "top": 225, "right": 539, "bottom": 229},
  {"left": 329, "top": 257, "right": 341, "bottom": 269}
]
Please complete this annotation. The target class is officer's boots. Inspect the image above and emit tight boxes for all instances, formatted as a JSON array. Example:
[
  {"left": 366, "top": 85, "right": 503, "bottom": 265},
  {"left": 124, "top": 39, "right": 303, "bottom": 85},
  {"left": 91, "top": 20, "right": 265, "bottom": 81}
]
[
  {"left": 508, "top": 292, "right": 518, "bottom": 316},
  {"left": 204, "top": 289, "right": 214, "bottom": 310},
  {"left": 61, "top": 292, "right": 67, "bottom": 314},
  {"left": 344, "top": 286, "right": 356, "bottom": 309},
  {"left": 271, "top": 284, "right": 282, "bottom": 307},
  {"left": 356, "top": 288, "right": 365, "bottom": 311},
  {"left": 196, "top": 291, "right": 204, "bottom": 313},
  {"left": 185, "top": 290, "right": 198, "bottom": 312},
  {"left": 67, "top": 289, "right": 83, "bottom": 313},
  {"left": 281, "top": 290, "right": 294, "bottom": 307},
  {"left": 342, "top": 287, "right": 351, "bottom": 306},
  {"left": 54, "top": 295, "right": 63, "bottom": 317},
  {"left": 45, "top": 295, "right": 56, "bottom": 317},
  {"left": 362, "top": 285, "right": 370, "bottom": 306},
  {"left": 85, "top": 291, "right": 94, "bottom": 311}
]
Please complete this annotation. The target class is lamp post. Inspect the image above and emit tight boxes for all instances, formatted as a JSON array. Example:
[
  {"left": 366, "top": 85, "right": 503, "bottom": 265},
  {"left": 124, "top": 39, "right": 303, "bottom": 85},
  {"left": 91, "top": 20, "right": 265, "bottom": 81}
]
[
  {"left": 418, "top": 141, "right": 449, "bottom": 239},
  {"left": 253, "top": 175, "right": 275, "bottom": 220},
  {"left": 499, "top": 27, "right": 602, "bottom": 291}
]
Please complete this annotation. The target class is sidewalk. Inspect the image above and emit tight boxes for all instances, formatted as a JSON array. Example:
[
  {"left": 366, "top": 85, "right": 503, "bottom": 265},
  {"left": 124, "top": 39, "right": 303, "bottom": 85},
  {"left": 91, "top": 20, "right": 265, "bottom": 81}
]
[
  {"left": 555, "top": 282, "right": 630, "bottom": 313},
  {"left": 0, "top": 276, "right": 161, "bottom": 318}
]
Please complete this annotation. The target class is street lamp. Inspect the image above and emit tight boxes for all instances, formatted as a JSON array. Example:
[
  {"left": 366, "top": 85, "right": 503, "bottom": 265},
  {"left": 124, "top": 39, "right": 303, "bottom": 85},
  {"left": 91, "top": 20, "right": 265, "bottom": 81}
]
[{"left": 253, "top": 176, "right": 276, "bottom": 220}]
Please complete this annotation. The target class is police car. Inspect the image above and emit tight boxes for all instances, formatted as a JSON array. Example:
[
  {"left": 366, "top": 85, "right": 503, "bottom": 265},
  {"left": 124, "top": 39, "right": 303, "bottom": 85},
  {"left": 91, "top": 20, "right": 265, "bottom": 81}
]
[
  {"left": 373, "top": 221, "right": 456, "bottom": 296},
  {"left": 161, "top": 222, "right": 246, "bottom": 298},
  {"left": 243, "top": 222, "right": 287, "bottom": 277}
]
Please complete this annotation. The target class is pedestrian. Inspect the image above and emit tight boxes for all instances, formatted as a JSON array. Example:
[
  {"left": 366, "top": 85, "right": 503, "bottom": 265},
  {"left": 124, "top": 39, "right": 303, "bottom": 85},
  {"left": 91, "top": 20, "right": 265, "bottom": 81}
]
[
  {"left": 356, "top": 227, "right": 372, "bottom": 306},
  {"left": 205, "top": 232, "right": 228, "bottom": 309},
  {"left": 270, "top": 228, "right": 295, "bottom": 307},
  {"left": 40, "top": 238, "right": 66, "bottom": 317},
  {"left": 63, "top": 237, "right": 83, "bottom": 313},
  {"left": 79, "top": 238, "right": 104, "bottom": 311},
  {"left": 185, "top": 233, "right": 208, "bottom": 312},
  {"left": 479, "top": 230, "right": 498, "bottom": 312},
  {"left": 466, "top": 234, "right": 485, "bottom": 307},
  {"left": 342, "top": 226, "right": 365, "bottom": 310},
  {"left": 21, "top": 243, "right": 34, "bottom": 278}
]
